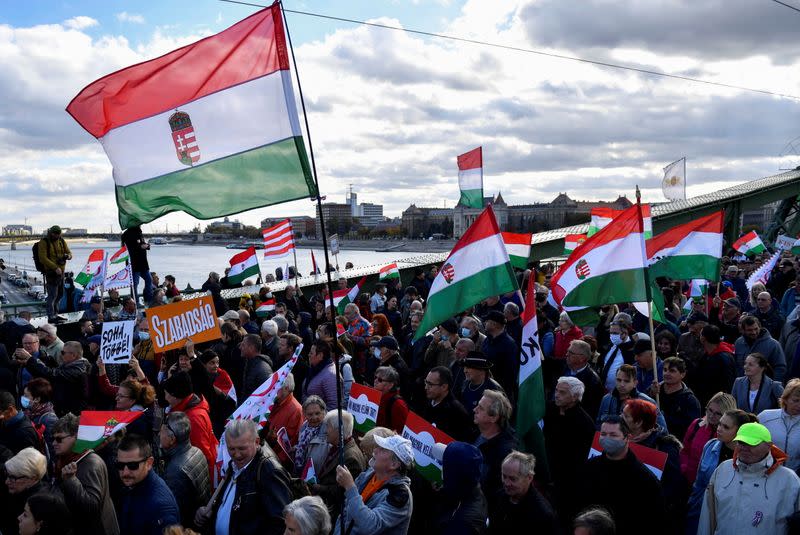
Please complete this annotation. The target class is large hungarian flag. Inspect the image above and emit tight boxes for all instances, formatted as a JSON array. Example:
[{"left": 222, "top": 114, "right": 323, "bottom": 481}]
[
  {"left": 256, "top": 299, "right": 276, "bottom": 318},
  {"left": 647, "top": 211, "right": 723, "bottom": 281},
  {"left": 227, "top": 247, "right": 260, "bottom": 285},
  {"left": 75, "top": 249, "right": 106, "bottom": 287},
  {"left": 414, "top": 206, "right": 518, "bottom": 340},
  {"left": 379, "top": 262, "right": 400, "bottom": 281},
  {"left": 551, "top": 205, "right": 648, "bottom": 308},
  {"left": 517, "top": 285, "right": 547, "bottom": 472},
  {"left": 733, "top": 231, "right": 766, "bottom": 257},
  {"left": 66, "top": 5, "right": 316, "bottom": 229},
  {"left": 263, "top": 219, "right": 295, "bottom": 259},
  {"left": 457, "top": 147, "right": 484, "bottom": 209},
  {"left": 332, "top": 277, "right": 366, "bottom": 314},
  {"left": 74, "top": 410, "right": 143, "bottom": 453},
  {"left": 501, "top": 232, "right": 532, "bottom": 270}
]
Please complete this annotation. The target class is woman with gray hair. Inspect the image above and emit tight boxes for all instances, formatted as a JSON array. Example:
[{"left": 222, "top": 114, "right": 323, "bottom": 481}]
[
  {"left": 283, "top": 495, "right": 331, "bottom": 535},
  {"left": 295, "top": 396, "right": 329, "bottom": 475},
  {"left": 3, "top": 447, "right": 48, "bottom": 535}
]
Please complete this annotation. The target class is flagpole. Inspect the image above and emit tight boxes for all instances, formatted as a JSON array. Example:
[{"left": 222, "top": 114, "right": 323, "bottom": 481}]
[
  {"left": 281, "top": 1, "right": 346, "bottom": 476},
  {"left": 636, "top": 186, "right": 659, "bottom": 407},
  {"left": 292, "top": 245, "right": 299, "bottom": 287},
  {"left": 682, "top": 157, "right": 687, "bottom": 200}
]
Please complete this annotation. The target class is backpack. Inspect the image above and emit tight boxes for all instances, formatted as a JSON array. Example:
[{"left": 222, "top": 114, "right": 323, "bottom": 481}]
[{"left": 32, "top": 240, "right": 47, "bottom": 273}]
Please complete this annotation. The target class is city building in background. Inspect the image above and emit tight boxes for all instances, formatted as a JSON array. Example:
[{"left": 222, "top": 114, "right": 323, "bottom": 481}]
[{"left": 2, "top": 224, "right": 33, "bottom": 235}]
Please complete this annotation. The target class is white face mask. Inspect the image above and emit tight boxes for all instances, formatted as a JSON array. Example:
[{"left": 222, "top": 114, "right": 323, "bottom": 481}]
[
  {"left": 373, "top": 347, "right": 382, "bottom": 359},
  {"left": 610, "top": 333, "right": 624, "bottom": 346}
]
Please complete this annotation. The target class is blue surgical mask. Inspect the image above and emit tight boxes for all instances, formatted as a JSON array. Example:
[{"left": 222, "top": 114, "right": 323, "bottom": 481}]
[
  {"left": 610, "top": 333, "right": 623, "bottom": 346},
  {"left": 20, "top": 396, "right": 31, "bottom": 409},
  {"left": 460, "top": 327, "right": 471, "bottom": 338},
  {"left": 372, "top": 347, "right": 381, "bottom": 359},
  {"left": 139, "top": 331, "right": 150, "bottom": 340}
]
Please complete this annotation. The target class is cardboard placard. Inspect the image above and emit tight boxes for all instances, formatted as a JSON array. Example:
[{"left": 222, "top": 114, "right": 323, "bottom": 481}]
[
  {"left": 100, "top": 321, "right": 135, "bottom": 364},
  {"left": 147, "top": 295, "right": 221, "bottom": 352}
]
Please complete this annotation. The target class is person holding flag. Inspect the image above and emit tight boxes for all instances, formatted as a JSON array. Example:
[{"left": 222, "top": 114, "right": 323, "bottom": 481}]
[{"left": 50, "top": 413, "right": 119, "bottom": 535}]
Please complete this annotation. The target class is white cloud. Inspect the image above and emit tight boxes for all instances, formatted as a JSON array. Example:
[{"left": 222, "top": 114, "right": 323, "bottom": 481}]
[
  {"left": 116, "top": 12, "right": 146, "bottom": 24},
  {"left": 63, "top": 16, "right": 98, "bottom": 30},
  {"left": 2, "top": 2, "right": 799, "bottom": 232}
]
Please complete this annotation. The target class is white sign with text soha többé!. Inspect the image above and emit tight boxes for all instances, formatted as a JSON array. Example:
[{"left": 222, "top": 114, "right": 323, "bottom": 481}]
[{"left": 100, "top": 321, "right": 135, "bottom": 364}]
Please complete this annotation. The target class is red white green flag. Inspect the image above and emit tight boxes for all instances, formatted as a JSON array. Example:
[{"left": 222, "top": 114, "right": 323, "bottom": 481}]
[
  {"left": 75, "top": 249, "right": 106, "bottom": 287},
  {"left": 401, "top": 411, "right": 454, "bottom": 483},
  {"left": 74, "top": 410, "right": 143, "bottom": 453},
  {"left": 414, "top": 206, "right": 518, "bottom": 340},
  {"left": 517, "top": 285, "right": 547, "bottom": 463},
  {"left": 551, "top": 205, "right": 648, "bottom": 308},
  {"left": 301, "top": 457, "right": 317, "bottom": 484},
  {"left": 588, "top": 205, "right": 652, "bottom": 239},
  {"left": 66, "top": 5, "right": 316, "bottom": 229},
  {"left": 589, "top": 432, "right": 667, "bottom": 480},
  {"left": 348, "top": 383, "right": 381, "bottom": 433},
  {"left": 379, "top": 262, "right": 400, "bottom": 281},
  {"left": 501, "top": 232, "right": 532, "bottom": 270},
  {"left": 109, "top": 246, "right": 129, "bottom": 264},
  {"left": 333, "top": 277, "right": 366, "bottom": 314},
  {"left": 647, "top": 211, "right": 723, "bottom": 281},
  {"left": 457, "top": 147, "right": 483, "bottom": 209},
  {"left": 256, "top": 299, "right": 276, "bottom": 318},
  {"left": 733, "top": 230, "right": 766, "bottom": 257},
  {"left": 563, "top": 234, "right": 587, "bottom": 255},
  {"left": 227, "top": 247, "right": 260, "bottom": 286}
]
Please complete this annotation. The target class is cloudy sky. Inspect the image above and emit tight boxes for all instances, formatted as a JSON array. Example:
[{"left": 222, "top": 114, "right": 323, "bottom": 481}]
[{"left": 2, "top": 0, "right": 799, "bottom": 233}]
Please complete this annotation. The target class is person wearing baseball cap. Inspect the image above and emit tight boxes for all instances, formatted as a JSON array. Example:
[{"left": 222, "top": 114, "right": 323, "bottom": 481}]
[
  {"left": 369, "top": 336, "right": 410, "bottom": 398},
  {"left": 698, "top": 422, "right": 800, "bottom": 534},
  {"left": 333, "top": 433, "right": 413, "bottom": 535}
]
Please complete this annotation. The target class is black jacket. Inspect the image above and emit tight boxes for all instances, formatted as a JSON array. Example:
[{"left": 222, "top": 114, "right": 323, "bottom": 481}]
[
  {"left": 475, "top": 427, "right": 517, "bottom": 500},
  {"left": 159, "top": 441, "right": 211, "bottom": 528},
  {"left": 482, "top": 331, "right": 519, "bottom": 400},
  {"left": 0, "top": 411, "right": 40, "bottom": 454},
  {"left": 421, "top": 392, "right": 474, "bottom": 442},
  {"left": 543, "top": 401, "right": 595, "bottom": 495},
  {"left": 658, "top": 382, "right": 701, "bottom": 440},
  {"left": 121, "top": 226, "right": 149, "bottom": 272},
  {"left": 26, "top": 356, "right": 91, "bottom": 417},
  {"left": 210, "top": 448, "right": 292, "bottom": 535},
  {"left": 690, "top": 344, "right": 736, "bottom": 407},
  {"left": 569, "top": 365, "right": 604, "bottom": 420},
  {"left": 489, "top": 485, "right": 559, "bottom": 535},
  {"left": 576, "top": 450, "right": 666, "bottom": 535},
  {"left": 201, "top": 279, "right": 228, "bottom": 315},
  {"left": 433, "top": 484, "right": 487, "bottom": 535}
]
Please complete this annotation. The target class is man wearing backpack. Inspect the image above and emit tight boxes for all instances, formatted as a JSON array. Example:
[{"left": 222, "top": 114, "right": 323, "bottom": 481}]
[{"left": 36, "top": 226, "right": 72, "bottom": 323}]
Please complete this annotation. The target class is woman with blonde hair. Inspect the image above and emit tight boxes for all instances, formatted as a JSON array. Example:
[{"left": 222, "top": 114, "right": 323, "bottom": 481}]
[
  {"left": 758, "top": 377, "right": 800, "bottom": 471},
  {"left": 679, "top": 391, "right": 737, "bottom": 485}
]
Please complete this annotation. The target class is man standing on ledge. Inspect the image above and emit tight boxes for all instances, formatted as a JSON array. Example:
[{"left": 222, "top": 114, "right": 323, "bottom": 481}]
[
  {"left": 37, "top": 225, "right": 71, "bottom": 323},
  {"left": 121, "top": 225, "right": 152, "bottom": 306}
]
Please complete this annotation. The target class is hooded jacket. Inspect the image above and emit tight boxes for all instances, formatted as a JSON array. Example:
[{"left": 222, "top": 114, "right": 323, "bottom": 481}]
[
  {"left": 691, "top": 342, "right": 736, "bottom": 407},
  {"left": 734, "top": 329, "right": 787, "bottom": 383},
  {"left": 434, "top": 442, "right": 487, "bottom": 535},
  {"left": 698, "top": 445, "right": 800, "bottom": 535},
  {"left": 170, "top": 394, "right": 218, "bottom": 482}
]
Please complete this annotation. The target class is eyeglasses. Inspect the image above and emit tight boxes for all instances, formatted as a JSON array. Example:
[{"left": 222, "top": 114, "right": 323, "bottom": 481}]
[
  {"left": 424, "top": 380, "right": 443, "bottom": 387},
  {"left": 5, "top": 473, "right": 26, "bottom": 481},
  {"left": 705, "top": 407, "right": 724, "bottom": 418},
  {"left": 52, "top": 434, "right": 73, "bottom": 443},
  {"left": 374, "top": 377, "right": 387, "bottom": 383},
  {"left": 115, "top": 459, "right": 147, "bottom": 471}
]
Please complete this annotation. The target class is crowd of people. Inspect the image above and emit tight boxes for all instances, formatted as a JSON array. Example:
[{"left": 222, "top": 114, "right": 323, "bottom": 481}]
[{"left": 1, "top": 231, "right": 800, "bottom": 534}]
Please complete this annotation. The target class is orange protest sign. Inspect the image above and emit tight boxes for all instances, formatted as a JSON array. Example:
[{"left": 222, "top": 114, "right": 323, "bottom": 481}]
[{"left": 147, "top": 295, "right": 222, "bottom": 352}]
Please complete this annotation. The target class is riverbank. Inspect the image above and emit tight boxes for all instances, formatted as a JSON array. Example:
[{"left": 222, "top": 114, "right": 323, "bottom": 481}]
[{"left": 178, "top": 238, "right": 456, "bottom": 253}]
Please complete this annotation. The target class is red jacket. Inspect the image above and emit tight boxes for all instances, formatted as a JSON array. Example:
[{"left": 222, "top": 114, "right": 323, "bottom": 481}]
[
  {"left": 554, "top": 325, "right": 584, "bottom": 359},
  {"left": 268, "top": 393, "right": 304, "bottom": 465},
  {"left": 172, "top": 394, "right": 219, "bottom": 481},
  {"left": 376, "top": 389, "right": 409, "bottom": 434}
]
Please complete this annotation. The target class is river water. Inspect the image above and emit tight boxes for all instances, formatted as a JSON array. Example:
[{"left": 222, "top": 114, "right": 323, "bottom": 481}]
[{"left": 0, "top": 241, "right": 430, "bottom": 289}]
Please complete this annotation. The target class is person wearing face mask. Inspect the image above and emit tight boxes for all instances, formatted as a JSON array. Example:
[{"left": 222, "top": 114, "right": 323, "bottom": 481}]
[
  {"left": 595, "top": 318, "right": 635, "bottom": 393},
  {"left": 459, "top": 315, "right": 486, "bottom": 349},
  {"left": 369, "top": 336, "right": 411, "bottom": 399},
  {"left": 574, "top": 415, "right": 666, "bottom": 535},
  {"left": 423, "top": 319, "right": 459, "bottom": 372}
]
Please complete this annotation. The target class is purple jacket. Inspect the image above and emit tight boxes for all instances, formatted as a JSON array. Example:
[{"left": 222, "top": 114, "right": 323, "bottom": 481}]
[{"left": 303, "top": 360, "right": 340, "bottom": 410}]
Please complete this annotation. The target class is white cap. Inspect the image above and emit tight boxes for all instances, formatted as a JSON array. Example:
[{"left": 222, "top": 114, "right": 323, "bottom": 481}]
[
  {"left": 37, "top": 323, "right": 57, "bottom": 336},
  {"left": 221, "top": 310, "right": 240, "bottom": 321},
  {"left": 374, "top": 435, "right": 414, "bottom": 467}
]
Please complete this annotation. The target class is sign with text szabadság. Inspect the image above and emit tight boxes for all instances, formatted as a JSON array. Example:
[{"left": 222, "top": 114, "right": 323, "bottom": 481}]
[{"left": 147, "top": 295, "right": 221, "bottom": 352}]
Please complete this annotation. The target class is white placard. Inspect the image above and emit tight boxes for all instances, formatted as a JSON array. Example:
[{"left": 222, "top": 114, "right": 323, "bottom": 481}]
[
  {"left": 100, "top": 321, "right": 135, "bottom": 364},
  {"left": 329, "top": 234, "right": 340, "bottom": 255},
  {"left": 775, "top": 235, "right": 796, "bottom": 251}
]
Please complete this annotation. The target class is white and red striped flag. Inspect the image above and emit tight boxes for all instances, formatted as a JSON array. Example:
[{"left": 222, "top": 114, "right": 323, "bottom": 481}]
[{"left": 262, "top": 219, "right": 295, "bottom": 259}]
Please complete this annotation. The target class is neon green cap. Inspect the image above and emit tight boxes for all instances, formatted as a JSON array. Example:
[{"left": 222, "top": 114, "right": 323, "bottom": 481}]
[{"left": 734, "top": 423, "right": 772, "bottom": 446}]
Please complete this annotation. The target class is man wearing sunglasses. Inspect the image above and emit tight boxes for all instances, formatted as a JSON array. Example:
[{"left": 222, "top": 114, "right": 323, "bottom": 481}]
[{"left": 115, "top": 434, "right": 179, "bottom": 535}]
